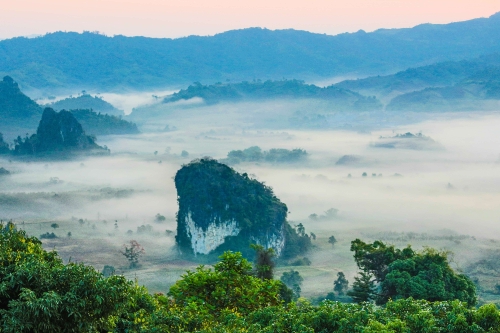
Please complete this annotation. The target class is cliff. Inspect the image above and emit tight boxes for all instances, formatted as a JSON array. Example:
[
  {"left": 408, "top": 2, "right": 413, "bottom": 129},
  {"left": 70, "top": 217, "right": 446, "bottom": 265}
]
[
  {"left": 13, "top": 108, "right": 107, "bottom": 156},
  {"left": 175, "top": 158, "right": 297, "bottom": 257}
]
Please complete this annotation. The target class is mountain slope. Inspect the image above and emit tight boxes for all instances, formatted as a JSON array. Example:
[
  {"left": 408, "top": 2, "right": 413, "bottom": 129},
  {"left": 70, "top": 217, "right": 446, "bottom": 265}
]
[
  {"left": 0, "top": 76, "right": 42, "bottom": 118},
  {"left": 164, "top": 80, "right": 382, "bottom": 110},
  {"left": 335, "top": 53, "right": 500, "bottom": 99},
  {"left": 2, "top": 13, "right": 500, "bottom": 91},
  {"left": 47, "top": 94, "right": 123, "bottom": 115}
]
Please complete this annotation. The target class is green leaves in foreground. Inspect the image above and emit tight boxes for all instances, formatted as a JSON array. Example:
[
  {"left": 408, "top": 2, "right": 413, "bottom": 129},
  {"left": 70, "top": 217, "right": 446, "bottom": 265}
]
[{"left": 0, "top": 223, "right": 497, "bottom": 333}]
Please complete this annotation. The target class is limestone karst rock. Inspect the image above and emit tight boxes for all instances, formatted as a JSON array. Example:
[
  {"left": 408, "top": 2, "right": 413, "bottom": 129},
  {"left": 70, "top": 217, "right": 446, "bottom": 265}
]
[
  {"left": 174, "top": 158, "right": 290, "bottom": 257},
  {"left": 13, "top": 108, "right": 107, "bottom": 156}
]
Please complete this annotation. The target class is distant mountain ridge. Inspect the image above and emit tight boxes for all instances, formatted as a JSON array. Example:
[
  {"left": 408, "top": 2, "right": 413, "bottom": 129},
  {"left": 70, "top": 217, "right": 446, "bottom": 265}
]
[
  {"left": 335, "top": 53, "right": 500, "bottom": 99},
  {"left": 164, "top": 80, "right": 382, "bottom": 110},
  {"left": 2, "top": 13, "right": 500, "bottom": 92}
]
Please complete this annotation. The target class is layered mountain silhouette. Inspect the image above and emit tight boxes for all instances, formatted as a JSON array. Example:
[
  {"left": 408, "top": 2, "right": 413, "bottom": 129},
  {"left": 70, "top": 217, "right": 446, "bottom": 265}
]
[{"left": 1, "top": 13, "right": 500, "bottom": 91}]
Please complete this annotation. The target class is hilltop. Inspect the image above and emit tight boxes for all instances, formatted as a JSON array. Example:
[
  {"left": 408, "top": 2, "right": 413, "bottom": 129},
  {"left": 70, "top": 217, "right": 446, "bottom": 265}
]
[
  {"left": 2, "top": 13, "right": 500, "bottom": 91},
  {"left": 164, "top": 80, "right": 382, "bottom": 110},
  {"left": 47, "top": 94, "right": 123, "bottom": 116}
]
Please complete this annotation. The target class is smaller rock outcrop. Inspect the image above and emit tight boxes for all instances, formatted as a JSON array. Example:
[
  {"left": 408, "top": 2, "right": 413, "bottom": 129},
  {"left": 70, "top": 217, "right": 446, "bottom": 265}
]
[
  {"left": 175, "top": 158, "right": 310, "bottom": 258},
  {"left": 13, "top": 108, "right": 107, "bottom": 156},
  {"left": 0, "top": 167, "right": 10, "bottom": 176}
]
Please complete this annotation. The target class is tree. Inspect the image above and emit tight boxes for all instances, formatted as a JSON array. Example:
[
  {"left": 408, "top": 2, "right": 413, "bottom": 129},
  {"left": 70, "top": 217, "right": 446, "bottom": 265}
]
[
  {"left": 310, "top": 232, "right": 316, "bottom": 240},
  {"left": 350, "top": 239, "right": 477, "bottom": 306},
  {"left": 155, "top": 213, "right": 166, "bottom": 222},
  {"left": 296, "top": 223, "right": 305, "bottom": 236},
  {"left": 348, "top": 271, "right": 375, "bottom": 303},
  {"left": 280, "top": 270, "right": 303, "bottom": 299},
  {"left": 168, "top": 251, "right": 281, "bottom": 315},
  {"left": 0, "top": 222, "right": 132, "bottom": 332},
  {"left": 50, "top": 223, "right": 59, "bottom": 230},
  {"left": 121, "top": 240, "right": 145, "bottom": 269},
  {"left": 333, "top": 271, "right": 349, "bottom": 296},
  {"left": 328, "top": 235, "right": 337, "bottom": 246},
  {"left": 67, "top": 231, "right": 71, "bottom": 238},
  {"left": 251, "top": 244, "right": 275, "bottom": 280}
]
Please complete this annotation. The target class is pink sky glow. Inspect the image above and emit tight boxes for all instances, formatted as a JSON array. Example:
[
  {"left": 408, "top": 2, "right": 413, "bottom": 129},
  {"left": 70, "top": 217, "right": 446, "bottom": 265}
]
[{"left": 1, "top": 0, "right": 500, "bottom": 39}]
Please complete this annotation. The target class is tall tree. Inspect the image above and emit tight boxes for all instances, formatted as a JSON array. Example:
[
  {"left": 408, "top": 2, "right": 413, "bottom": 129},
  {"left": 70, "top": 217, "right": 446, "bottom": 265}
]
[
  {"left": 251, "top": 244, "right": 276, "bottom": 280},
  {"left": 333, "top": 271, "right": 349, "bottom": 296},
  {"left": 347, "top": 271, "right": 375, "bottom": 303}
]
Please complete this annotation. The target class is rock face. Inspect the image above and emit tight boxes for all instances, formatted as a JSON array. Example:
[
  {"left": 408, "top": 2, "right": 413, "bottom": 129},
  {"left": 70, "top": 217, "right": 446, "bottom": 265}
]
[
  {"left": 175, "top": 158, "right": 288, "bottom": 257},
  {"left": 13, "top": 108, "right": 106, "bottom": 156},
  {"left": 36, "top": 108, "right": 100, "bottom": 152}
]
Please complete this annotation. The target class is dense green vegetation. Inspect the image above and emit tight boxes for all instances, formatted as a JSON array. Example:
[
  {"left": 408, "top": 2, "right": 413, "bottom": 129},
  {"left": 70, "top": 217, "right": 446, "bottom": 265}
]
[
  {"left": 70, "top": 109, "right": 139, "bottom": 136},
  {"left": 47, "top": 93, "right": 122, "bottom": 115},
  {"left": 165, "top": 80, "right": 382, "bottom": 110},
  {"left": 222, "top": 146, "right": 307, "bottom": 164},
  {"left": 1, "top": 223, "right": 499, "bottom": 332},
  {"left": 3, "top": 13, "right": 500, "bottom": 91},
  {"left": 350, "top": 239, "right": 477, "bottom": 306},
  {"left": 175, "top": 158, "right": 311, "bottom": 258}
]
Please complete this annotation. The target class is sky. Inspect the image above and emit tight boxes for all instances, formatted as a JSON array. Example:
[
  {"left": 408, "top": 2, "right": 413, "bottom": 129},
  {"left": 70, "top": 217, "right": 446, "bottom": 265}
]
[{"left": 1, "top": 0, "right": 500, "bottom": 40}]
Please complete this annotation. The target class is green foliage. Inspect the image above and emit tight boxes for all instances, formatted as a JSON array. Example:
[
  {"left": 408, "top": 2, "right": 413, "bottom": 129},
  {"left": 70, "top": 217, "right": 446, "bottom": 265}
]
[
  {"left": 0, "top": 222, "right": 132, "bottom": 332},
  {"left": 39, "top": 232, "right": 57, "bottom": 239},
  {"left": 351, "top": 239, "right": 477, "bottom": 306},
  {"left": 328, "top": 235, "right": 337, "bottom": 246},
  {"left": 251, "top": 244, "right": 276, "bottom": 280},
  {"left": 121, "top": 240, "right": 145, "bottom": 269},
  {"left": 168, "top": 251, "right": 281, "bottom": 316},
  {"left": 382, "top": 248, "right": 477, "bottom": 306},
  {"left": 348, "top": 271, "right": 376, "bottom": 303},
  {"left": 280, "top": 270, "right": 304, "bottom": 300},
  {"left": 224, "top": 146, "right": 308, "bottom": 164},
  {"left": 333, "top": 272, "right": 349, "bottom": 296},
  {"left": 0, "top": 226, "right": 495, "bottom": 332},
  {"left": 290, "top": 257, "right": 312, "bottom": 266},
  {"left": 281, "top": 222, "right": 312, "bottom": 259},
  {"left": 50, "top": 223, "right": 59, "bottom": 229},
  {"left": 175, "top": 158, "right": 290, "bottom": 256}
]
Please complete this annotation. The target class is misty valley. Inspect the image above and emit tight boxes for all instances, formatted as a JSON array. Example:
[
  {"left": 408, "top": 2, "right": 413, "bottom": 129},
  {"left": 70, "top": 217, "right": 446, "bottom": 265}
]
[{"left": 3, "top": 12, "right": 500, "bottom": 332}]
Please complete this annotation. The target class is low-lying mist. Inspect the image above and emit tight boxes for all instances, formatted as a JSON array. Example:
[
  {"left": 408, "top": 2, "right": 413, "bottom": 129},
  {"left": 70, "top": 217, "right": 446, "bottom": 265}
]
[{"left": 2, "top": 96, "right": 500, "bottom": 296}]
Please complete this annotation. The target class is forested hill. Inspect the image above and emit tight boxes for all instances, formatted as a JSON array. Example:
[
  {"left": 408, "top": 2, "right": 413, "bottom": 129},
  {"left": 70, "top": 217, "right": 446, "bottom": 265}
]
[
  {"left": 2, "top": 12, "right": 500, "bottom": 91},
  {"left": 164, "top": 80, "right": 382, "bottom": 110},
  {"left": 335, "top": 53, "right": 500, "bottom": 98},
  {"left": 0, "top": 76, "right": 42, "bottom": 119},
  {"left": 47, "top": 94, "right": 123, "bottom": 115}
]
